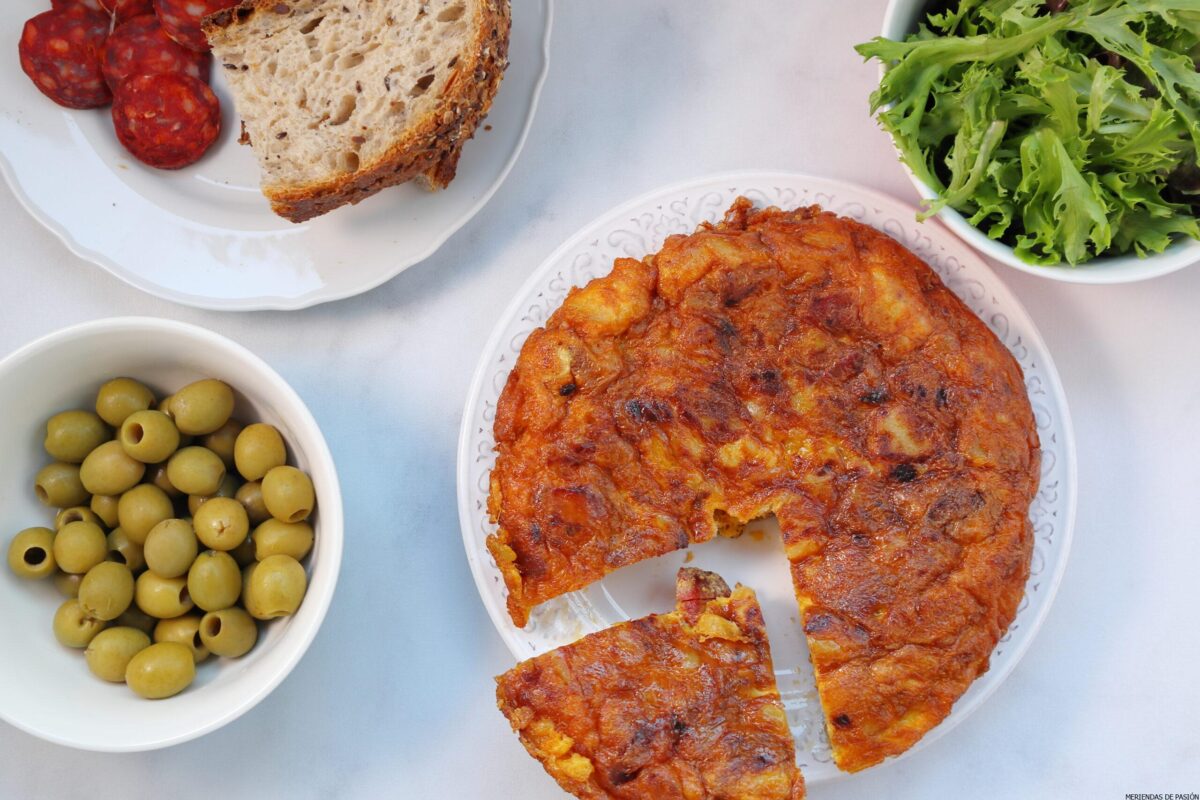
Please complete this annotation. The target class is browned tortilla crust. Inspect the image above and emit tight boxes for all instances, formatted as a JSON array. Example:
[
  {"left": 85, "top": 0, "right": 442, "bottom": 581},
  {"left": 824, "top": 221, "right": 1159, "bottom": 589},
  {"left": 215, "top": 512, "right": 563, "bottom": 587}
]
[
  {"left": 495, "top": 568, "right": 805, "bottom": 799},
  {"left": 488, "top": 199, "right": 1039, "bottom": 770}
]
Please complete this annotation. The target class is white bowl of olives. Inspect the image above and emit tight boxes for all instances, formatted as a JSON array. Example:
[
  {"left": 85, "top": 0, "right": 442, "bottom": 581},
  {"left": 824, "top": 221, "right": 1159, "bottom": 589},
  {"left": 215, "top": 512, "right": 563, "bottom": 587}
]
[{"left": 0, "top": 318, "right": 342, "bottom": 751}]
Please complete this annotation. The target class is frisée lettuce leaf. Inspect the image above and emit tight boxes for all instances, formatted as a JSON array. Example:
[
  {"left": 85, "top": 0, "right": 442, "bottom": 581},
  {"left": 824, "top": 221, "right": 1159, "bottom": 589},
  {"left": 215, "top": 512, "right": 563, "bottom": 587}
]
[{"left": 856, "top": 0, "right": 1200, "bottom": 265}]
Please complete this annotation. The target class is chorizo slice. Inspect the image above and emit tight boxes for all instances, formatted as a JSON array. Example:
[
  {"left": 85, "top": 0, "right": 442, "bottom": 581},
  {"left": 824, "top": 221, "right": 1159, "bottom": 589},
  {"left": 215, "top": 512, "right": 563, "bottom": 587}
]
[
  {"left": 19, "top": 7, "right": 112, "bottom": 109},
  {"left": 152, "top": 0, "right": 238, "bottom": 52},
  {"left": 111, "top": 72, "right": 220, "bottom": 169},
  {"left": 103, "top": 14, "right": 211, "bottom": 89}
]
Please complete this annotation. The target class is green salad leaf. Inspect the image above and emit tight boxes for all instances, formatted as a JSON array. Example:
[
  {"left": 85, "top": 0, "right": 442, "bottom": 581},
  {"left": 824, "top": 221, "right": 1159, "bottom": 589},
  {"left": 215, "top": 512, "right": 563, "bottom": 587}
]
[{"left": 857, "top": 0, "right": 1200, "bottom": 265}]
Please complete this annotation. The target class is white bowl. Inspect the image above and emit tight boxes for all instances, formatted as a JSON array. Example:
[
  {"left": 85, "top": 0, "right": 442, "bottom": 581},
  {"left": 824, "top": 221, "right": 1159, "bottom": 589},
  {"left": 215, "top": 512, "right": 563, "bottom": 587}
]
[
  {"left": 879, "top": 0, "right": 1200, "bottom": 283},
  {"left": 0, "top": 318, "right": 342, "bottom": 751}
]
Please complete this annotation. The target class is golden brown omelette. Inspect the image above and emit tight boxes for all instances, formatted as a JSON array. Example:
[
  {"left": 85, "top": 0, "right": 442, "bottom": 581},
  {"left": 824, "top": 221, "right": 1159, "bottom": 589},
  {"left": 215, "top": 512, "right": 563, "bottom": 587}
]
[
  {"left": 487, "top": 199, "right": 1039, "bottom": 771},
  {"left": 496, "top": 568, "right": 805, "bottom": 799}
]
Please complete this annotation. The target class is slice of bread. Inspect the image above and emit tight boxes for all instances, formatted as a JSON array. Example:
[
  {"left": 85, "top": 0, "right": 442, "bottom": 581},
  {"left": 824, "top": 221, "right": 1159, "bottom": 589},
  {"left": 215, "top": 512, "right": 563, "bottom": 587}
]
[{"left": 203, "top": 0, "right": 510, "bottom": 222}]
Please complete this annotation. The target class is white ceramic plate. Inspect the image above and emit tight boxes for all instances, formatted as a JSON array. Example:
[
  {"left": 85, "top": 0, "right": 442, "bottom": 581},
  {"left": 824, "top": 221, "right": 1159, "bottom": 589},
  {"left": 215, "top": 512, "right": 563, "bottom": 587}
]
[
  {"left": 0, "top": 0, "right": 552, "bottom": 310},
  {"left": 457, "top": 172, "right": 1077, "bottom": 786}
]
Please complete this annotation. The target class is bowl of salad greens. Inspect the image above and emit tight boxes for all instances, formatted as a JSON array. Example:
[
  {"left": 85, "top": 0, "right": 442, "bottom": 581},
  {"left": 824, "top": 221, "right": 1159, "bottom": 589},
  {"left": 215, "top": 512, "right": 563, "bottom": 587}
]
[{"left": 859, "top": 0, "right": 1200, "bottom": 282}]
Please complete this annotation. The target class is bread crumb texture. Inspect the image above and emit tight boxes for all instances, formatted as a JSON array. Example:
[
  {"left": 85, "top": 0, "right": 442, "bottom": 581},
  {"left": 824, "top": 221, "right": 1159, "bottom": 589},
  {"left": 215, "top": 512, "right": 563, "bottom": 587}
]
[{"left": 205, "top": 0, "right": 509, "bottom": 219}]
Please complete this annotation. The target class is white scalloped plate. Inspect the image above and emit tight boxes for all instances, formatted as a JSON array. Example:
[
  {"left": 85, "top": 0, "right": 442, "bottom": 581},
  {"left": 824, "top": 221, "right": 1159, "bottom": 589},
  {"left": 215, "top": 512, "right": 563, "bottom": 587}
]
[
  {"left": 0, "top": 0, "right": 551, "bottom": 310},
  {"left": 457, "top": 171, "right": 1076, "bottom": 786}
]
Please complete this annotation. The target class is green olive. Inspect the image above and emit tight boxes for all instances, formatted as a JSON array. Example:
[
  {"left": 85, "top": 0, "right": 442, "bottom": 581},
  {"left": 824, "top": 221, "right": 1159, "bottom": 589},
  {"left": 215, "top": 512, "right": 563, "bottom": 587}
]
[
  {"left": 145, "top": 462, "right": 182, "bottom": 499},
  {"left": 114, "top": 604, "right": 157, "bottom": 635},
  {"left": 34, "top": 462, "right": 89, "bottom": 508},
  {"left": 143, "top": 519, "right": 198, "bottom": 579},
  {"left": 153, "top": 614, "right": 209, "bottom": 663},
  {"left": 95, "top": 378, "right": 155, "bottom": 428},
  {"left": 157, "top": 394, "right": 175, "bottom": 417},
  {"left": 53, "top": 599, "right": 107, "bottom": 648},
  {"left": 203, "top": 419, "right": 243, "bottom": 469},
  {"left": 7, "top": 527, "right": 56, "bottom": 579},
  {"left": 192, "top": 497, "right": 249, "bottom": 551},
  {"left": 78, "top": 561, "right": 134, "bottom": 621},
  {"left": 85, "top": 626, "right": 151, "bottom": 682},
  {"left": 54, "top": 571, "right": 83, "bottom": 598},
  {"left": 91, "top": 493, "right": 121, "bottom": 528},
  {"left": 166, "top": 447, "right": 225, "bottom": 496},
  {"left": 252, "top": 519, "right": 314, "bottom": 561},
  {"left": 134, "top": 571, "right": 193, "bottom": 619},
  {"left": 184, "top": 495, "right": 202, "bottom": 518},
  {"left": 233, "top": 423, "right": 286, "bottom": 481},
  {"left": 44, "top": 410, "right": 110, "bottom": 463},
  {"left": 199, "top": 607, "right": 258, "bottom": 658},
  {"left": 187, "top": 473, "right": 240, "bottom": 517},
  {"left": 54, "top": 506, "right": 101, "bottom": 530},
  {"left": 243, "top": 554, "right": 307, "bottom": 619},
  {"left": 242, "top": 562, "right": 256, "bottom": 598},
  {"left": 116, "top": 484, "right": 173, "bottom": 545},
  {"left": 106, "top": 527, "right": 146, "bottom": 572},
  {"left": 229, "top": 534, "right": 258, "bottom": 567},
  {"left": 80, "top": 441, "right": 145, "bottom": 496},
  {"left": 171, "top": 379, "right": 234, "bottom": 436},
  {"left": 187, "top": 550, "right": 241, "bottom": 612},
  {"left": 234, "top": 480, "right": 270, "bottom": 525},
  {"left": 53, "top": 520, "right": 107, "bottom": 574},
  {"left": 119, "top": 410, "right": 180, "bottom": 464},
  {"left": 261, "top": 466, "right": 315, "bottom": 523},
  {"left": 125, "top": 642, "right": 195, "bottom": 699}
]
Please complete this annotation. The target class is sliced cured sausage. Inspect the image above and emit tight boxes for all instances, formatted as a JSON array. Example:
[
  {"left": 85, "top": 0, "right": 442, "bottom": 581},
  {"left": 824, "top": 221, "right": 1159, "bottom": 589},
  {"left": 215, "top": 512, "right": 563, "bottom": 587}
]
[
  {"left": 99, "top": 0, "right": 156, "bottom": 25},
  {"left": 111, "top": 72, "right": 220, "bottom": 169},
  {"left": 103, "top": 14, "right": 211, "bottom": 89},
  {"left": 152, "top": 0, "right": 238, "bottom": 52},
  {"left": 19, "top": 7, "right": 112, "bottom": 109},
  {"left": 51, "top": 0, "right": 106, "bottom": 14}
]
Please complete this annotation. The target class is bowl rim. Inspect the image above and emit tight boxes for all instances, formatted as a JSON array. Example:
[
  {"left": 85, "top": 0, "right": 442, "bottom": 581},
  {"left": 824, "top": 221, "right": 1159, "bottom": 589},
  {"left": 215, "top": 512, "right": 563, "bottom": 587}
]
[
  {"left": 0, "top": 316, "right": 343, "bottom": 752},
  {"left": 876, "top": 0, "right": 1200, "bottom": 284}
]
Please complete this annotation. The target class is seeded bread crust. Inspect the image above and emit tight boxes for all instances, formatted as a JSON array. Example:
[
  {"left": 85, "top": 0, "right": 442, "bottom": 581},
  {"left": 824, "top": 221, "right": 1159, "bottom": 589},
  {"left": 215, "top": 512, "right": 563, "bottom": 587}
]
[{"left": 203, "top": 0, "right": 510, "bottom": 223}]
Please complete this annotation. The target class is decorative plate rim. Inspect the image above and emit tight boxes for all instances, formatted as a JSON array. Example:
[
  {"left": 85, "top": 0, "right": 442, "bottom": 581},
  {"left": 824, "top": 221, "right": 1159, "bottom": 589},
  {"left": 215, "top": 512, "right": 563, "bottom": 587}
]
[
  {"left": 456, "top": 170, "right": 1077, "bottom": 784},
  {"left": 0, "top": 0, "right": 555, "bottom": 312}
]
